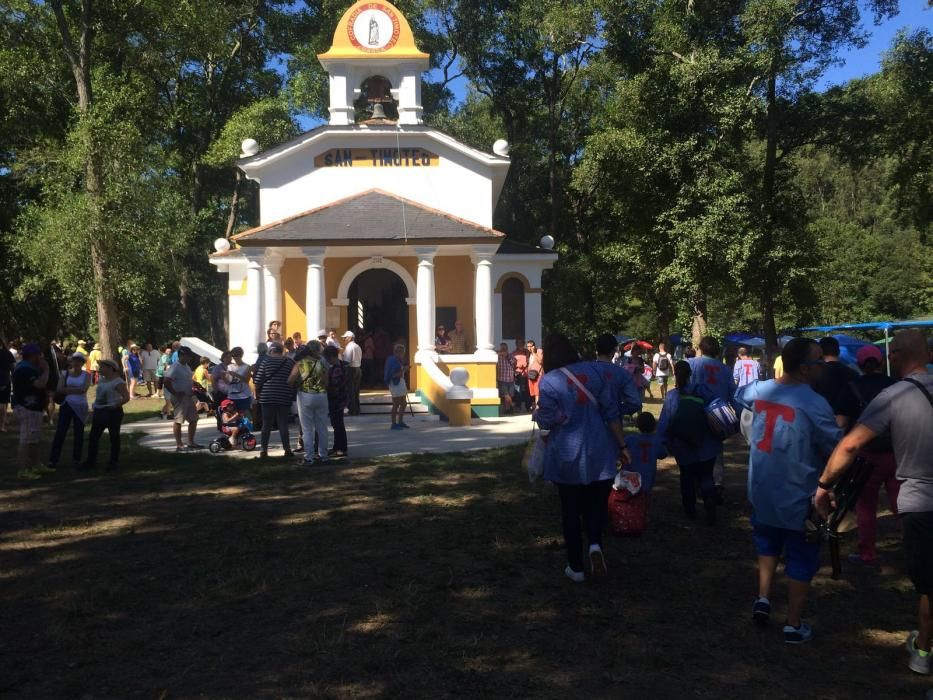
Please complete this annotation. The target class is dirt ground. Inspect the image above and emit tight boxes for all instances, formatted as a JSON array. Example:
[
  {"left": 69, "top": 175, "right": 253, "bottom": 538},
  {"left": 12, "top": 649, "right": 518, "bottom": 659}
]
[{"left": 0, "top": 405, "right": 928, "bottom": 699}]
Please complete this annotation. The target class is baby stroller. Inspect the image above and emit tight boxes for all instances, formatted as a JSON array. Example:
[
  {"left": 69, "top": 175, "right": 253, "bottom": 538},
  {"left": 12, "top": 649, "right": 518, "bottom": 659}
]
[{"left": 209, "top": 399, "right": 258, "bottom": 453}]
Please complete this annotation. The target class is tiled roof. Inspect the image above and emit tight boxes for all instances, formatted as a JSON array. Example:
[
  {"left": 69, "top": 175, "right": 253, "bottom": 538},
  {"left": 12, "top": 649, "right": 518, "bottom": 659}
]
[{"left": 232, "top": 189, "right": 505, "bottom": 245}]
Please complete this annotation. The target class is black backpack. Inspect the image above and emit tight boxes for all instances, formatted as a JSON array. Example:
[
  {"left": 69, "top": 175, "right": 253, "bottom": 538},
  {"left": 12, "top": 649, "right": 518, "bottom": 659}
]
[
  {"left": 658, "top": 353, "right": 671, "bottom": 372},
  {"left": 670, "top": 393, "right": 708, "bottom": 447}
]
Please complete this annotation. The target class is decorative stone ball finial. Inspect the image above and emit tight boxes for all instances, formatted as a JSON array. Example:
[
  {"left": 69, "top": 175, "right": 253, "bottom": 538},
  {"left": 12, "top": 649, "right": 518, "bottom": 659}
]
[
  {"left": 240, "top": 138, "right": 259, "bottom": 157},
  {"left": 492, "top": 139, "right": 510, "bottom": 157},
  {"left": 214, "top": 238, "right": 231, "bottom": 253},
  {"left": 449, "top": 367, "right": 470, "bottom": 387},
  {"left": 539, "top": 234, "right": 555, "bottom": 251}
]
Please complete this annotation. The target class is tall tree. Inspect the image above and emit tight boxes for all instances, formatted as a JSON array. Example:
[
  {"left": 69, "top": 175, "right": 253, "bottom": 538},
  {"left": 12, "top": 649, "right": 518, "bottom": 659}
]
[{"left": 740, "top": 0, "right": 899, "bottom": 350}]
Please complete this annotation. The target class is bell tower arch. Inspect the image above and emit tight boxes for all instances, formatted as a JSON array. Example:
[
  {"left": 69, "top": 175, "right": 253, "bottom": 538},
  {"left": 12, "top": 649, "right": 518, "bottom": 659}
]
[{"left": 317, "top": 0, "right": 430, "bottom": 126}]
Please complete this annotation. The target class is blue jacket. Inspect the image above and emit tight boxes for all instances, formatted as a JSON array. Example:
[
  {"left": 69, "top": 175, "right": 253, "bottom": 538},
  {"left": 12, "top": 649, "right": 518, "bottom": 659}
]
[
  {"left": 595, "top": 360, "right": 643, "bottom": 416},
  {"left": 535, "top": 361, "right": 621, "bottom": 485},
  {"left": 657, "top": 388, "right": 721, "bottom": 466},
  {"left": 735, "top": 380, "right": 842, "bottom": 530},
  {"left": 688, "top": 356, "right": 736, "bottom": 405},
  {"left": 623, "top": 432, "right": 666, "bottom": 492}
]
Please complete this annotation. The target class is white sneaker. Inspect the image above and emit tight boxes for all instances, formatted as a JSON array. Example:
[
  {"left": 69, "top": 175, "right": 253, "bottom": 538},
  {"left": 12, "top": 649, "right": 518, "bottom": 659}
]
[
  {"left": 588, "top": 544, "right": 607, "bottom": 577},
  {"left": 906, "top": 631, "right": 931, "bottom": 674},
  {"left": 564, "top": 564, "right": 584, "bottom": 583}
]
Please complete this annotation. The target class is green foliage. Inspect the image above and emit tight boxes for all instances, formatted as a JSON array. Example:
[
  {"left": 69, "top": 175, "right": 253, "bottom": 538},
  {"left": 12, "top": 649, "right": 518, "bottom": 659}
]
[{"left": 0, "top": 0, "right": 927, "bottom": 352}]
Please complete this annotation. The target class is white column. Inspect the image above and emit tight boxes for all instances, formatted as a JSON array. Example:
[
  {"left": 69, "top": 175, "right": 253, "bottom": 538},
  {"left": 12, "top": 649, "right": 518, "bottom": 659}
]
[
  {"left": 244, "top": 252, "right": 264, "bottom": 351},
  {"left": 303, "top": 247, "right": 326, "bottom": 341},
  {"left": 493, "top": 292, "right": 503, "bottom": 348},
  {"left": 397, "top": 67, "right": 424, "bottom": 125},
  {"left": 415, "top": 247, "right": 436, "bottom": 357},
  {"left": 262, "top": 254, "right": 283, "bottom": 331},
  {"left": 471, "top": 245, "right": 498, "bottom": 360},
  {"left": 525, "top": 292, "right": 543, "bottom": 345},
  {"left": 326, "top": 72, "right": 354, "bottom": 125}
]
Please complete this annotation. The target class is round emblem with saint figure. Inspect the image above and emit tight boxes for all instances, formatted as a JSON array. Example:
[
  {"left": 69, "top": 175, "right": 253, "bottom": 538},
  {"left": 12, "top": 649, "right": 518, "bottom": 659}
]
[{"left": 347, "top": 2, "right": 401, "bottom": 53}]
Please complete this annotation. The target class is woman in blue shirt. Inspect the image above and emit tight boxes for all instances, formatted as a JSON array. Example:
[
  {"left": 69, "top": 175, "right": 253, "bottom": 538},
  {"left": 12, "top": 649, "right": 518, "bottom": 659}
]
[
  {"left": 535, "top": 334, "right": 628, "bottom": 583},
  {"left": 657, "top": 361, "right": 721, "bottom": 525}
]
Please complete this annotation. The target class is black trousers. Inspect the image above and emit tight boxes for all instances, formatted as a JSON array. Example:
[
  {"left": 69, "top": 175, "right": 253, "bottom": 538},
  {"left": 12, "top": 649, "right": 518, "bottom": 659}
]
[
  {"left": 49, "top": 402, "right": 84, "bottom": 465},
  {"left": 85, "top": 407, "right": 123, "bottom": 468},
  {"left": 347, "top": 367, "right": 362, "bottom": 415},
  {"left": 556, "top": 480, "right": 613, "bottom": 573},
  {"left": 329, "top": 405, "right": 347, "bottom": 453},
  {"left": 677, "top": 457, "right": 717, "bottom": 518},
  {"left": 260, "top": 402, "right": 291, "bottom": 451}
]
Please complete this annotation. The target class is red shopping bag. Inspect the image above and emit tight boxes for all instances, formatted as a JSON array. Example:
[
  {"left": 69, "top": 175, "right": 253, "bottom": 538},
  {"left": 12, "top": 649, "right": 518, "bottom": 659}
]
[{"left": 608, "top": 489, "right": 650, "bottom": 536}]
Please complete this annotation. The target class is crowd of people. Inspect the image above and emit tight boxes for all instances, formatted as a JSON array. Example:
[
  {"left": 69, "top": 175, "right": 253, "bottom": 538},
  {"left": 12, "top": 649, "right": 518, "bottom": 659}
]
[
  {"left": 532, "top": 328, "right": 931, "bottom": 677},
  {"left": 1, "top": 323, "right": 412, "bottom": 476},
  {"left": 3, "top": 323, "right": 931, "bottom": 677}
]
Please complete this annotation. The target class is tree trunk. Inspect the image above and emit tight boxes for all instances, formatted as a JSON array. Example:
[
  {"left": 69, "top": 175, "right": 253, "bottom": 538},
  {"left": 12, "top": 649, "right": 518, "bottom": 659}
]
[
  {"left": 224, "top": 171, "right": 243, "bottom": 239},
  {"left": 761, "top": 69, "right": 779, "bottom": 355},
  {"left": 547, "top": 52, "right": 560, "bottom": 238},
  {"left": 52, "top": 0, "right": 121, "bottom": 359},
  {"left": 691, "top": 289, "right": 708, "bottom": 348}
]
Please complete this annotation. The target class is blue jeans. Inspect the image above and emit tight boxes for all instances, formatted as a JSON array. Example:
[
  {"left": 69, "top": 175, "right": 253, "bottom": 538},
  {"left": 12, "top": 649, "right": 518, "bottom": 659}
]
[
  {"left": 49, "top": 402, "right": 84, "bottom": 465},
  {"left": 556, "top": 480, "right": 613, "bottom": 573}
]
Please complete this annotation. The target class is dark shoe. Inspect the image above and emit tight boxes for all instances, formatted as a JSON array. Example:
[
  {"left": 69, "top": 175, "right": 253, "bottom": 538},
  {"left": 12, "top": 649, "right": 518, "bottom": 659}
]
[
  {"left": 283, "top": 449, "right": 295, "bottom": 458},
  {"left": 783, "top": 622, "right": 813, "bottom": 644},
  {"left": 753, "top": 597, "right": 771, "bottom": 626}
]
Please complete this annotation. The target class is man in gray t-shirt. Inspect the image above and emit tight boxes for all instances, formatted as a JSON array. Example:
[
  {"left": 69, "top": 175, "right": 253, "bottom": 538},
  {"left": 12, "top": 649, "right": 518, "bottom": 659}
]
[{"left": 816, "top": 329, "right": 933, "bottom": 675}]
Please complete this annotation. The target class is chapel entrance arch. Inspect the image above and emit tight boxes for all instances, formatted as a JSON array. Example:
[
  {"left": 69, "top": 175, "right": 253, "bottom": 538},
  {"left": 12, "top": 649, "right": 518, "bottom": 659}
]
[{"left": 348, "top": 268, "right": 410, "bottom": 387}]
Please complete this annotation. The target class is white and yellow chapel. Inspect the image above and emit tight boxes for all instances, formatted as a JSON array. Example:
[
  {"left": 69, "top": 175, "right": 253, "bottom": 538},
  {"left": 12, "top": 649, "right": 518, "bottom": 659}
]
[{"left": 210, "top": 0, "right": 557, "bottom": 419}]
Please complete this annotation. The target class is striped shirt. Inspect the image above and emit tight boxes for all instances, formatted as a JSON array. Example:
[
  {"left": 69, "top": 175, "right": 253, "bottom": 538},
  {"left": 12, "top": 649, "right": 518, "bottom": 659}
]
[{"left": 252, "top": 356, "right": 295, "bottom": 405}]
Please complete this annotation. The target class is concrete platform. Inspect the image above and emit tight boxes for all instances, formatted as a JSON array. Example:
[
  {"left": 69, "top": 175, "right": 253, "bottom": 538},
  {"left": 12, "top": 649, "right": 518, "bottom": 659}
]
[{"left": 132, "top": 410, "right": 535, "bottom": 461}]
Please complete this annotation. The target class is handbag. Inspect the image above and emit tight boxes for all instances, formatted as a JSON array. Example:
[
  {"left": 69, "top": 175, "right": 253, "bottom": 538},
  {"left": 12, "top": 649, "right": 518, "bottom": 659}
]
[
  {"left": 705, "top": 397, "right": 739, "bottom": 440},
  {"left": 523, "top": 424, "right": 546, "bottom": 483},
  {"left": 527, "top": 368, "right": 539, "bottom": 381}
]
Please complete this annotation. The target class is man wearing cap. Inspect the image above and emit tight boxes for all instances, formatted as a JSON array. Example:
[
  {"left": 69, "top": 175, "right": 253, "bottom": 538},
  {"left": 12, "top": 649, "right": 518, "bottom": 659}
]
[
  {"left": 342, "top": 331, "right": 363, "bottom": 415},
  {"left": 163, "top": 346, "right": 203, "bottom": 452},
  {"left": 88, "top": 342, "right": 103, "bottom": 384},
  {"left": 11, "top": 343, "right": 51, "bottom": 478}
]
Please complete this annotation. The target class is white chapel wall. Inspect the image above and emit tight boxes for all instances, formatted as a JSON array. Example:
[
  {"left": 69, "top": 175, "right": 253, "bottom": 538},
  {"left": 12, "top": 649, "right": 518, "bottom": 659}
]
[{"left": 254, "top": 134, "right": 495, "bottom": 228}]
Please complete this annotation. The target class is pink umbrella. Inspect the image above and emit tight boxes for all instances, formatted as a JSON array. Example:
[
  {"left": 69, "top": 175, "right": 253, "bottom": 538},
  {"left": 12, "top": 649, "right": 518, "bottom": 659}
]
[{"left": 624, "top": 340, "right": 654, "bottom": 351}]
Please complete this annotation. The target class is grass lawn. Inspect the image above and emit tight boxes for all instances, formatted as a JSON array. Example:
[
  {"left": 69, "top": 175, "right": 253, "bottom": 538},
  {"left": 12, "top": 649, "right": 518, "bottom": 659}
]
[{"left": 0, "top": 398, "right": 926, "bottom": 698}]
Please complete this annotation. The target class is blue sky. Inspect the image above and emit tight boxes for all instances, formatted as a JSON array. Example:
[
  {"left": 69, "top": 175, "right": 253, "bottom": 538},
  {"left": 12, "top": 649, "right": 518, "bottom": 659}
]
[{"left": 816, "top": 2, "right": 931, "bottom": 89}]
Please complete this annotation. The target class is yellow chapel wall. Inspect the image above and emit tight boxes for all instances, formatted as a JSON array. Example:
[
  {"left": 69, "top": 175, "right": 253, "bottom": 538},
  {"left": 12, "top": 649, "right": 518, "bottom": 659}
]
[
  {"left": 433, "top": 256, "right": 475, "bottom": 342},
  {"left": 281, "top": 254, "right": 482, "bottom": 394}
]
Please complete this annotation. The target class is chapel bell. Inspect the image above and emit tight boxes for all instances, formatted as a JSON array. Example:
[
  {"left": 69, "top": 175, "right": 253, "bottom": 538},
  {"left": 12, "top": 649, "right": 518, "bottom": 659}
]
[{"left": 365, "top": 76, "right": 392, "bottom": 119}]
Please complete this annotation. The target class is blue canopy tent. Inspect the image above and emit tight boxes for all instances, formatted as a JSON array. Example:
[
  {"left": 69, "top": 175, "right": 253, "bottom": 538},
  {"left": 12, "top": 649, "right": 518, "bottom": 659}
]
[{"left": 798, "top": 319, "right": 933, "bottom": 373}]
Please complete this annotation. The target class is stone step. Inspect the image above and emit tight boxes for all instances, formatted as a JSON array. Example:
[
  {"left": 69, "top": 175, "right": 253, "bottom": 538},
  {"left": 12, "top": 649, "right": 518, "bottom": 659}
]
[{"left": 357, "top": 393, "right": 430, "bottom": 415}]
